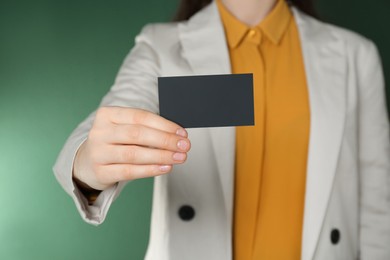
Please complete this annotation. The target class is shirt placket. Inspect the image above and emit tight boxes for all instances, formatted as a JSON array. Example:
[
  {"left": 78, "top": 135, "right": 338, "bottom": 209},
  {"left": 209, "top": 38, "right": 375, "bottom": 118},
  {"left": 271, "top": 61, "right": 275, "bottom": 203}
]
[{"left": 236, "top": 27, "right": 268, "bottom": 259}]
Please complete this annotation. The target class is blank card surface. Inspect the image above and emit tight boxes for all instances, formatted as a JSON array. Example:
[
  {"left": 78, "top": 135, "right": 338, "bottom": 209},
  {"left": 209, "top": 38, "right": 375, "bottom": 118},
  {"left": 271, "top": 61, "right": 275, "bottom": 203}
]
[{"left": 158, "top": 73, "right": 254, "bottom": 128}]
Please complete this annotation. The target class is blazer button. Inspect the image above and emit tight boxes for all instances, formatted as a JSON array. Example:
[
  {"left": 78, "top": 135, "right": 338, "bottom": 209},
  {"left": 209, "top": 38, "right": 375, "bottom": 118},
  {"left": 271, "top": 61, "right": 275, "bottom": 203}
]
[
  {"left": 330, "top": 228, "right": 340, "bottom": 245},
  {"left": 178, "top": 205, "right": 195, "bottom": 221}
]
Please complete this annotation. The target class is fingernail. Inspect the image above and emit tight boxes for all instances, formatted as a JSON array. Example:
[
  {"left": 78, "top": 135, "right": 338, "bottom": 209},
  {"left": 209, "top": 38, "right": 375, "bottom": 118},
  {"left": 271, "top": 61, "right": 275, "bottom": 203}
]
[
  {"left": 173, "top": 152, "right": 186, "bottom": 161},
  {"left": 159, "top": 165, "right": 171, "bottom": 172},
  {"left": 176, "top": 128, "right": 187, "bottom": 137},
  {"left": 177, "top": 140, "right": 189, "bottom": 151}
]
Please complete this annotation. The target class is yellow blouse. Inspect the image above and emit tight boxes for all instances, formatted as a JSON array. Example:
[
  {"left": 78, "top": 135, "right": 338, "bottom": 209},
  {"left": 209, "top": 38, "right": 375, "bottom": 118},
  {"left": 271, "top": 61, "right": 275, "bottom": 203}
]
[{"left": 217, "top": 0, "right": 311, "bottom": 259}]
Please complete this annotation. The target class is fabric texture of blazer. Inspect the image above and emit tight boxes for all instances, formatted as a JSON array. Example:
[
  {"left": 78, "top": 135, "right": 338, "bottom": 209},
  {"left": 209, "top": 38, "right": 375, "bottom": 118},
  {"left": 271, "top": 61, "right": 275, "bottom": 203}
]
[{"left": 53, "top": 2, "right": 390, "bottom": 259}]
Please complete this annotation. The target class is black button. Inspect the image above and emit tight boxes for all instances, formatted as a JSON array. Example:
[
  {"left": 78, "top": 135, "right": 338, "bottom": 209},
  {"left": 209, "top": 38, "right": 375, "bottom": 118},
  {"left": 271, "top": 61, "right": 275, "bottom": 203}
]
[
  {"left": 330, "top": 228, "right": 340, "bottom": 244},
  {"left": 178, "top": 205, "right": 195, "bottom": 221}
]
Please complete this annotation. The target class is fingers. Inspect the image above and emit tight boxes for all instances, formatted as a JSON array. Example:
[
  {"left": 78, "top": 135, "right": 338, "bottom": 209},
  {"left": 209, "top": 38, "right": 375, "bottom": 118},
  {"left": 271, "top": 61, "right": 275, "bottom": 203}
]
[
  {"left": 97, "top": 164, "right": 173, "bottom": 183},
  {"left": 96, "top": 107, "right": 186, "bottom": 136},
  {"left": 104, "top": 124, "right": 191, "bottom": 152},
  {"left": 97, "top": 145, "right": 187, "bottom": 165},
  {"left": 80, "top": 107, "right": 191, "bottom": 189}
]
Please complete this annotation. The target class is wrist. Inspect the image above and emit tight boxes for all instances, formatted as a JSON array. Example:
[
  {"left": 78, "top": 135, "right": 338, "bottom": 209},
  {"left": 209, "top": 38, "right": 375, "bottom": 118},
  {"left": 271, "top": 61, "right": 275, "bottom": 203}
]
[{"left": 73, "top": 176, "right": 102, "bottom": 205}]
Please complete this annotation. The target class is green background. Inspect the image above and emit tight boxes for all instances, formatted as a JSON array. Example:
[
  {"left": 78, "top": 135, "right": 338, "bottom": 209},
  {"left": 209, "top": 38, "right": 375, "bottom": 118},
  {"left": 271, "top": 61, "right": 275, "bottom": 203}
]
[{"left": 0, "top": 0, "right": 388, "bottom": 259}]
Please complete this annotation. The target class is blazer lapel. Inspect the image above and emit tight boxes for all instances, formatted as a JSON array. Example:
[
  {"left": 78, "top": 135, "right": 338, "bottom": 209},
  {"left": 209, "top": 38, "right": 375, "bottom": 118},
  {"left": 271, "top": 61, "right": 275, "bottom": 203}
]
[
  {"left": 178, "top": 2, "right": 231, "bottom": 76},
  {"left": 178, "top": 2, "right": 236, "bottom": 227},
  {"left": 293, "top": 9, "right": 347, "bottom": 260}
]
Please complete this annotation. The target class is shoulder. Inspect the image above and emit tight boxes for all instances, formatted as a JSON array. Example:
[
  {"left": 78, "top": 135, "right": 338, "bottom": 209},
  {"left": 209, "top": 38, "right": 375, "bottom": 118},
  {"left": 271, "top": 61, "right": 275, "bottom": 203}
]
[
  {"left": 134, "top": 22, "right": 181, "bottom": 48},
  {"left": 292, "top": 7, "right": 378, "bottom": 58}
]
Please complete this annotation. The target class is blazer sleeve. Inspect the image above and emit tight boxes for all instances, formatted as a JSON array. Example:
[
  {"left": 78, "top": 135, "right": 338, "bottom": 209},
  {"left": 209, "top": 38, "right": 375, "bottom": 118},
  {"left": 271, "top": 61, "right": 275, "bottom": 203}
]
[
  {"left": 53, "top": 24, "right": 161, "bottom": 225},
  {"left": 357, "top": 41, "right": 390, "bottom": 259}
]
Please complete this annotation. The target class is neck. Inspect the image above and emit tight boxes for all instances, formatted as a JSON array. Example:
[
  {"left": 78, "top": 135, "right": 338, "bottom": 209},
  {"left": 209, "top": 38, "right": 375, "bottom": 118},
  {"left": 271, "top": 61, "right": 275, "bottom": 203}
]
[{"left": 221, "top": 0, "right": 278, "bottom": 26}]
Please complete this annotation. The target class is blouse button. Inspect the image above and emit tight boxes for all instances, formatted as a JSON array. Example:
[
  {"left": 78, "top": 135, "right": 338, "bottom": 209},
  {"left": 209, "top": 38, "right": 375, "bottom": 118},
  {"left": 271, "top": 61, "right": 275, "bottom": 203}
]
[
  {"left": 249, "top": 29, "right": 257, "bottom": 37},
  {"left": 247, "top": 28, "right": 261, "bottom": 45}
]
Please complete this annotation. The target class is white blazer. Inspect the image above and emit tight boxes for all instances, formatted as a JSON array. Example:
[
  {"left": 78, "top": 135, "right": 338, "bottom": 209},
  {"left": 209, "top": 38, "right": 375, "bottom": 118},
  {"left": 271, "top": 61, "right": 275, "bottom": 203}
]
[{"left": 54, "top": 2, "right": 390, "bottom": 260}]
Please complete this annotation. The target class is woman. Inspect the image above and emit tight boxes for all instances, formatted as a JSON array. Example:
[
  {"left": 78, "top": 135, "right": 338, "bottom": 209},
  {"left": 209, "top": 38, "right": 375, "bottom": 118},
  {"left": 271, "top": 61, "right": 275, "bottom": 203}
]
[{"left": 54, "top": 0, "right": 390, "bottom": 259}]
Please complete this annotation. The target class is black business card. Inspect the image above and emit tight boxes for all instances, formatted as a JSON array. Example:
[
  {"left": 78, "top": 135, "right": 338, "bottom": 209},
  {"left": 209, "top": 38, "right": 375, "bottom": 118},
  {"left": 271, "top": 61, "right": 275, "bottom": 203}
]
[{"left": 158, "top": 73, "right": 254, "bottom": 128}]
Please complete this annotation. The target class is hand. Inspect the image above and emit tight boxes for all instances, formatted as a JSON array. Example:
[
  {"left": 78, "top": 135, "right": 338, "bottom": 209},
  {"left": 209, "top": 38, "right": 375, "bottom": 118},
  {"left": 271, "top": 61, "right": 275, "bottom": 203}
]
[{"left": 73, "top": 107, "right": 191, "bottom": 191}]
